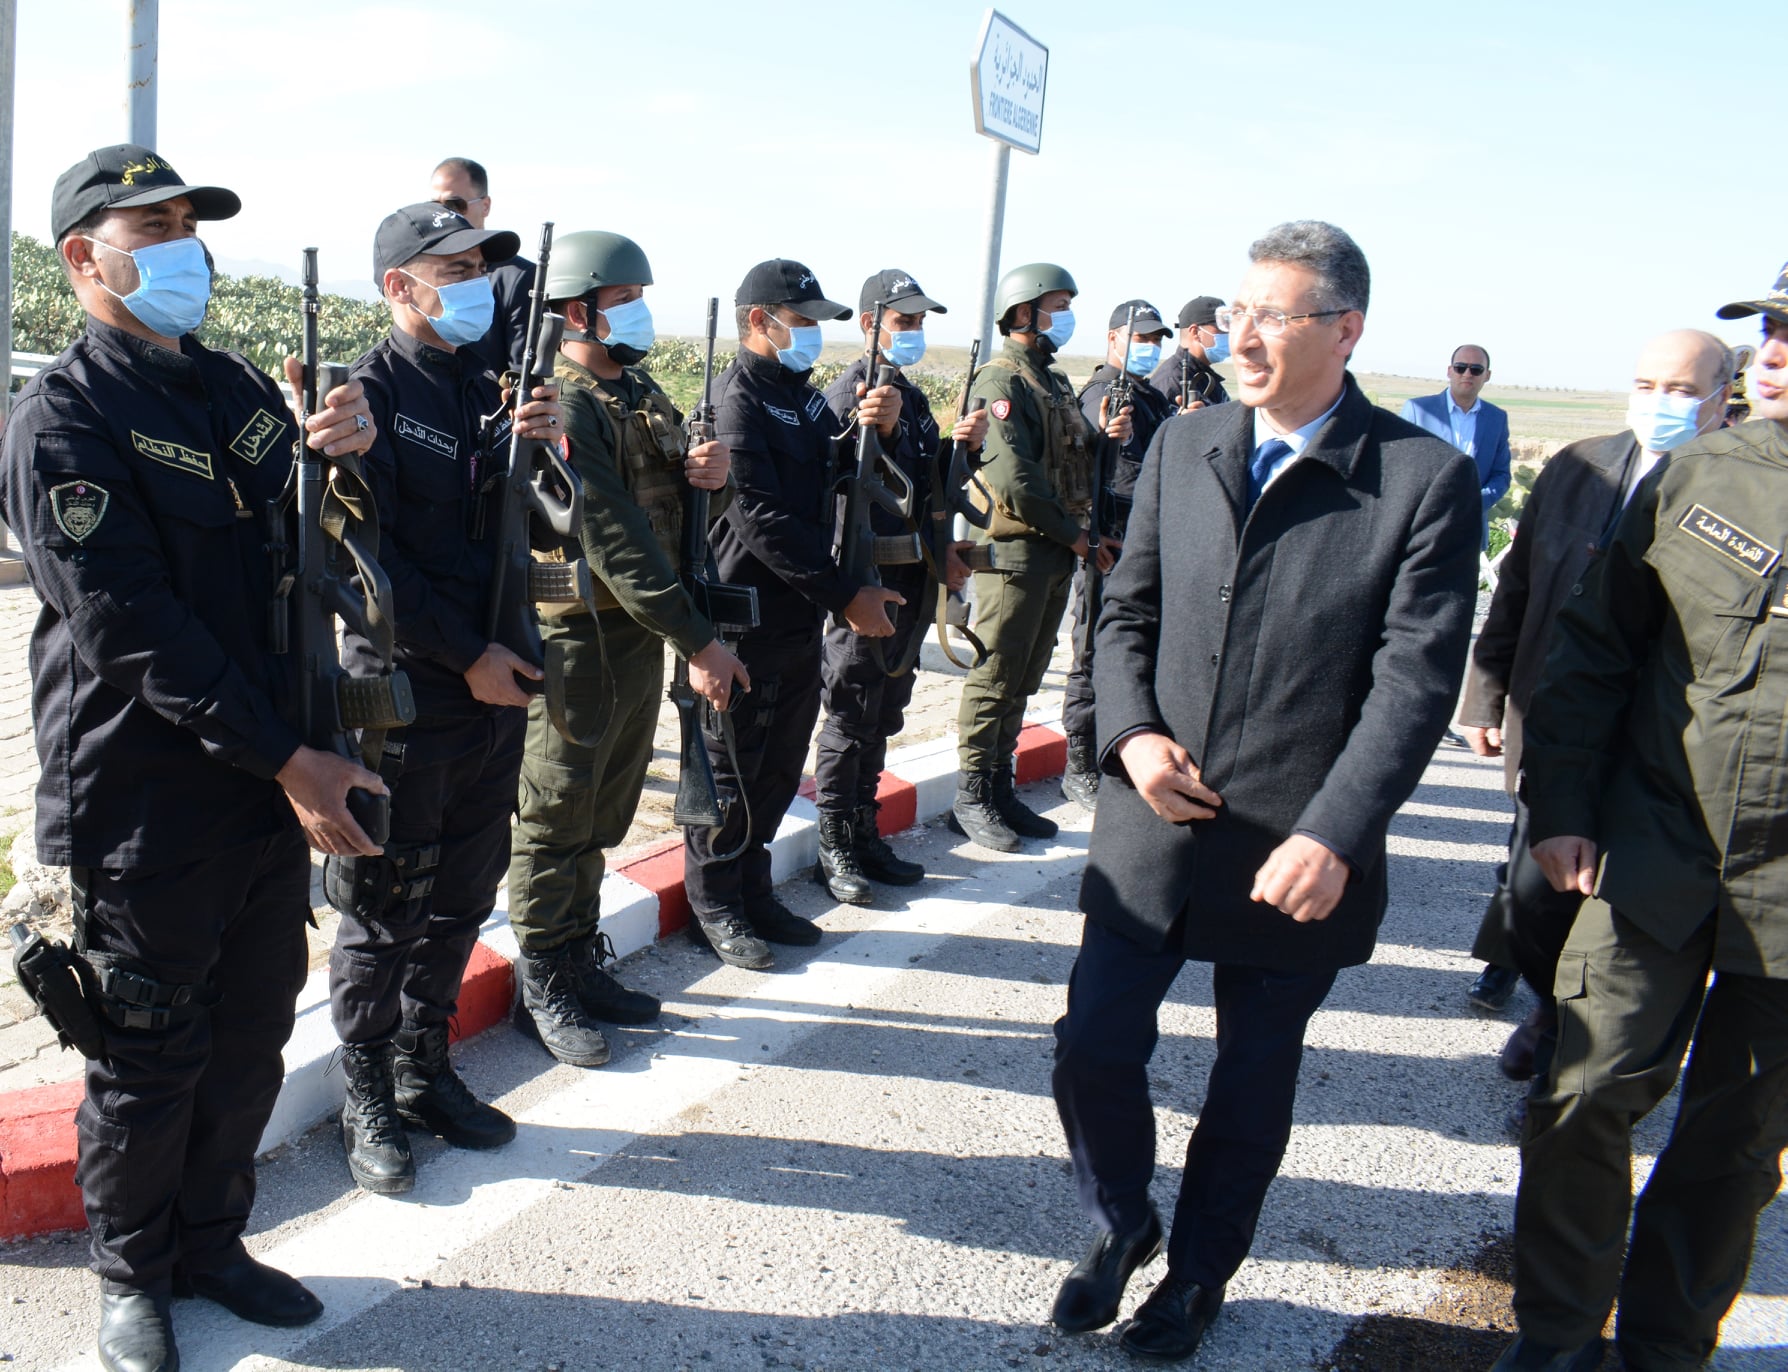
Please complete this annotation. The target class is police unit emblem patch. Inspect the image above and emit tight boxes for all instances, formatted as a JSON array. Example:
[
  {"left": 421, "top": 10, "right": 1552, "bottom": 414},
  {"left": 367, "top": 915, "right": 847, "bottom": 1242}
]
[
  {"left": 804, "top": 391, "right": 827, "bottom": 422},
  {"left": 229, "top": 409, "right": 288, "bottom": 465},
  {"left": 132, "top": 430, "right": 214, "bottom": 480},
  {"left": 991, "top": 399, "right": 1011, "bottom": 420},
  {"left": 1677, "top": 503, "right": 1781, "bottom": 576},
  {"left": 49, "top": 481, "right": 109, "bottom": 542}
]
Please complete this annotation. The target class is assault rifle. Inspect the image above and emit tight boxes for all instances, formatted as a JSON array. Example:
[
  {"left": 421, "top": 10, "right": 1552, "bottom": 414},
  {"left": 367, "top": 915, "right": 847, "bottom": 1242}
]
[
  {"left": 919, "top": 338, "right": 993, "bottom": 670},
  {"left": 671, "top": 297, "right": 759, "bottom": 845},
  {"left": 277, "top": 247, "right": 416, "bottom": 846},
  {"left": 1079, "top": 305, "right": 1138, "bottom": 665},
  {"left": 833, "top": 301, "right": 918, "bottom": 675},
  {"left": 481, "top": 222, "right": 607, "bottom": 746}
]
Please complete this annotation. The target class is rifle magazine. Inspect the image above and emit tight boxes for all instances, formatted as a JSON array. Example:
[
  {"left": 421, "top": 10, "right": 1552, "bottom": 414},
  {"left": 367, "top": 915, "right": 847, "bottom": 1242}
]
[{"left": 337, "top": 672, "right": 416, "bottom": 732}]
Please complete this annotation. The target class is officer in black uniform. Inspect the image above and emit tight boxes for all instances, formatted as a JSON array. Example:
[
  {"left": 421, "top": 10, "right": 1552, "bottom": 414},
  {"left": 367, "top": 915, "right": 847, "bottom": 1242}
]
[
  {"left": 682, "top": 259, "right": 903, "bottom": 968},
  {"left": 1149, "top": 295, "right": 1231, "bottom": 410},
  {"left": 324, "top": 204, "right": 562, "bottom": 1195},
  {"left": 812, "top": 270, "right": 987, "bottom": 902},
  {"left": 1060, "top": 300, "right": 1177, "bottom": 808},
  {"left": 0, "top": 145, "right": 383, "bottom": 1372},
  {"left": 429, "top": 156, "right": 531, "bottom": 372}
]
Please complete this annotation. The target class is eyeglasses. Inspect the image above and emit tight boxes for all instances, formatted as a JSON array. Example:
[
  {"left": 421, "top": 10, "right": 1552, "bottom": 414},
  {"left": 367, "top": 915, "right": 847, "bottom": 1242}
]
[
  {"left": 1450, "top": 363, "right": 1487, "bottom": 377},
  {"left": 433, "top": 194, "right": 487, "bottom": 214},
  {"left": 1213, "top": 305, "right": 1346, "bottom": 337}
]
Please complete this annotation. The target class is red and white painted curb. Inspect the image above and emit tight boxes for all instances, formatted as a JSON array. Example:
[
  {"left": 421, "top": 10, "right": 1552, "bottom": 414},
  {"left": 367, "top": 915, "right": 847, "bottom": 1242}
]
[{"left": 0, "top": 723, "right": 1070, "bottom": 1240}]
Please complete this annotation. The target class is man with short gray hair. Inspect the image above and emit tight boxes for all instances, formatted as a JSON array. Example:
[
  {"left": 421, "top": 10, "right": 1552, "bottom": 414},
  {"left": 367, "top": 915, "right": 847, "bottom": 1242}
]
[{"left": 1047, "top": 220, "right": 1481, "bottom": 1361}]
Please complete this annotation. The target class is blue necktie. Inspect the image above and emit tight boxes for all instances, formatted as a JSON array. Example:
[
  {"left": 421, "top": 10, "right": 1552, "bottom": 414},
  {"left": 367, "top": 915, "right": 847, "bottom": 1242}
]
[{"left": 1248, "top": 438, "right": 1292, "bottom": 507}]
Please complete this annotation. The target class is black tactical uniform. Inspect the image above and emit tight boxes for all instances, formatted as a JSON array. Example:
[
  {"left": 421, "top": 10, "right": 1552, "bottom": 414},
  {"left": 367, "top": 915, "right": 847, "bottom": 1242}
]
[
  {"left": 463, "top": 254, "right": 532, "bottom": 375},
  {"left": 1149, "top": 346, "right": 1229, "bottom": 408},
  {"left": 683, "top": 266, "right": 857, "bottom": 964},
  {"left": 2, "top": 313, "right": 312, "bottom": 1301},
  {"left": 324, "top": 204, "right": 529, "bottom": 1194},
  {"left": 815, "top": 354, "right": 936, "bottom": 871}
]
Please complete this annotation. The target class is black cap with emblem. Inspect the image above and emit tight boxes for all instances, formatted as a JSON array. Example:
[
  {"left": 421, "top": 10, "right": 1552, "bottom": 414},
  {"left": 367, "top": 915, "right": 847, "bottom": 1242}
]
[
  {"left": 1109, "top": 299, "right": 1170, "bottom": 336},
  {"left": 858, "top": 268, "right": 946, "bottom": 316},
  {"left": 735, "top": 259, "right": 850, "bottom": 320},
  {"left": 1176, "top": 295, "right": 1226, "bottom": 329},
  {"left": 1716, "top": 262, "right": 1788, "bottom": 327},
  {"left": 372, "top": 203, "right": 522, "bottom": 288},
  {"left": 51, "top": 144, "right": 241, "bottom": 244}
]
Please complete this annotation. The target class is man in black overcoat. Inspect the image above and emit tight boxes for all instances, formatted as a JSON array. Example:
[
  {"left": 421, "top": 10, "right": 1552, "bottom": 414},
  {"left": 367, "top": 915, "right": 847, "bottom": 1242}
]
[{"left": 1048, "top": 220, "right": 1482, "bottom": 1362}]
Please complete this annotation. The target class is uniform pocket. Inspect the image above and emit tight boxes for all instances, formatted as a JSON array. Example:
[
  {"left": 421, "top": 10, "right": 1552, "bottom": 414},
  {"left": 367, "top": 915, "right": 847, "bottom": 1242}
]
[
  {"left": 1644, "top": 537, "right": 1769, "bottom": 683},
  {"left": 1549, "top": 950, "right": 1590, "bottom": 1097}
]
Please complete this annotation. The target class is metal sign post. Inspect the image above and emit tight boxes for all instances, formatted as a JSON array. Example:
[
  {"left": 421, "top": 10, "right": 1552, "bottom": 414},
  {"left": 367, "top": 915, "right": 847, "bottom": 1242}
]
[
  {"left": 969, "top": 9, "right": 1048, "bottom": 350},
  {"left": 127, "top": 0, "right": 156, "bottom": 148},
  {"left": 1, "top": 0, "right": 15, "bottom": 429}
]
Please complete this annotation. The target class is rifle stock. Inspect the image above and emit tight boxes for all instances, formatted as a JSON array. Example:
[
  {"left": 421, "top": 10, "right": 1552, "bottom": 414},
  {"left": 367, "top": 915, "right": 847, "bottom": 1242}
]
[
  {"left": 1078, "top": 306, "right": 1138, "bottom": 667},
  {"left": 289, "top": 247, "right": 416, "bottom": 846}
]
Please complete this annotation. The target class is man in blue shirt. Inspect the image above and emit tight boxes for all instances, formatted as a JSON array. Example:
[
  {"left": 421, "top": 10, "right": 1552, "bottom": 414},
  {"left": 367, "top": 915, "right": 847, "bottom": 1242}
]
[{"left": 1401, "top": 345, "right": 1512, "bottom": 547}]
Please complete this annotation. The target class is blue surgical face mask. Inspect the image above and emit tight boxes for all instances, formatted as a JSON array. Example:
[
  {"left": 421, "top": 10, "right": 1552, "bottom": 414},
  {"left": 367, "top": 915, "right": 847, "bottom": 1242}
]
[
  {"left": 595, "top": 295, "right": 655, "bottom": 364},
  {"left": 770, "top": 314, "right": 823, "bottom": 372},
  {"left": 1626, "top": 389, "right": 1713, "bottom": 453},
  {"left": 402, "top": 270, "right": 494, "bottom": 347},
  {"left": 1125, "top": 341, "right": 1161, "bottom": 376},
  {"left": 1041, "top": 307, "right": 1076, "bottom": 351},
  {"left": 86, "top": 235, "right": 212, "bottom": 338},
  {"left": 1200, "top": 328, "right": 1231, "bottom": 364},
  {"left": 882, "top": 328, "right": 927, "bottom": 368}
]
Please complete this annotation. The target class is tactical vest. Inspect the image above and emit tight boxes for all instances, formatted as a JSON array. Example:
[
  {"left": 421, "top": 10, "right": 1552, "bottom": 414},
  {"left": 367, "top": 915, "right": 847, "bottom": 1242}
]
[
  {"left": 549, "top": 366, "right": 688, "bottom": 613},
  {"left": 983, "top": 354, "right": 1095, "bottom": 536}
]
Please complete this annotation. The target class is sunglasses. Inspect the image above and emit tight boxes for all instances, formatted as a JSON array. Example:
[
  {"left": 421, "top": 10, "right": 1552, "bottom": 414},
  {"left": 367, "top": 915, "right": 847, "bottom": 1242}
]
[{"left": 1450, "top": 363, "right": 1486, "bottom": 377}]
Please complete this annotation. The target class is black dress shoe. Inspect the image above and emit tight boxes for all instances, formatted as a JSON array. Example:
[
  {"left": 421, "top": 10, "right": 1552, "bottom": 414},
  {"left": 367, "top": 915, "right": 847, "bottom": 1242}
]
[
  {"left": 97, "top": 1288, "right": 179, "bottom": 1372},
  {"left": 1487, "top": 1333, "right": 1605, "bottom": 1370},
  {"left": 174, "top": 1254, "right": 323, "bottom": 1328},
  {"left": 1119, "top": 1273, "right": 1225, "bottom": 1362},
  {"left": 1050, "top": 1212, "right": 1163, "bottom": 1333},
  {"left": 1469, "top": 963, "right": 1520, "bottom": 1011}
]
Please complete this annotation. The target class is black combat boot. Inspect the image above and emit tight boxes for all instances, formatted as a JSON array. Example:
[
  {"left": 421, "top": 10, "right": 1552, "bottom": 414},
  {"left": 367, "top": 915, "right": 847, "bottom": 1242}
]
[
  {"left": 993, "top": 761, "right": 1058, "bottom": 839},
  {"left": 951, "top": 769, "right": 1020, "bottom": 852},
  {"left": 689, "top": 910, "right": 775, "bottom": 969},
  {"left": 339, "top": 1040, "right": 414, "bottom": 1195},
  {"left": 392, "top": 1021, "right": 516, "bottom": 1150},
  {"left": 515, "top": 944, "right": 610, "bottom": 1068},
  {"left": 814, "top": 811, "right": 874, "bottom": 905},
  {"left": 853, "top": 801, "right": 923, "bottom": 885},
  {"left": 1061, "top": 733, "right": 1101, "bottom": 810},
  {"left": 97, "top": 1286, "right": 178, "bottom": 1372},
  {"left": 570, "top": 930, "right": 661, "bottom": 1025},
  {"left": 747, "top": 894, "right": 824, "bottom": 946}
]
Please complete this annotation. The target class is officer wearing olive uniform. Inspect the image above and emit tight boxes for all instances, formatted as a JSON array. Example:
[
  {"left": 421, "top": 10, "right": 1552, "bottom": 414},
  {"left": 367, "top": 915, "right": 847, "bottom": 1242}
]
[
  {"left": 0, "top": 146, "right": 383, "bottom": 1372},
  {"left": 681, "top": 260, "right": 904, "bottom": 968},
  {"left": 505, "top": 230, "right": 745, "bottom": 1065},
  {"left": 1492, "top": 266, "right": 1788, "bottom": 1372},
  {"left": 1060, "top": 300, "right": 1176, "bottom": 809},
  {"left": 324, "top": 205, "right": 563, "bottom": 1196},
  {"left": 1150, "top": 295, "right": 1231, "bottom": 410},
  {"left": 952, "top": 262, "right": 1127, "bottom": 852},
  {"left": 810, "top": 270, "right": 989, "bottom": 902}
]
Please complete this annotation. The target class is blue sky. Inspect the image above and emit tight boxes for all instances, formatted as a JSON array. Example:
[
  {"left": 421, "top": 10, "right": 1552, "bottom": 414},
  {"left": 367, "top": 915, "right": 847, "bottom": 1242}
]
[{"left": 10, "top": 0, "right": 1777, "bottom": 390}]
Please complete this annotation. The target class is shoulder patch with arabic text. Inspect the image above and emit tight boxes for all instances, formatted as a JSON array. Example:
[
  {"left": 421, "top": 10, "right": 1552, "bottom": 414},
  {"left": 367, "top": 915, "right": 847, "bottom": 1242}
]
[
  {"left": 765, "top": 404, "right": 800, "bottom": 427},
  {"left": 394, "top": 413, "right": 458, "bottom": 460},
  {"left": 48, "top": 480, "right": 110, "bottom": 543},
  {"left": 1676, "top": 503, "right": 1781, "bottom": 577},
  {"left": 229, "top": 408, "right": 288, "bottom": 465}
]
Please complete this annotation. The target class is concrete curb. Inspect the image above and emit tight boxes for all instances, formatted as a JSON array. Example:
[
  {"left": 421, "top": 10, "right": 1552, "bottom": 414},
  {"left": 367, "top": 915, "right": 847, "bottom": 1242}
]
[{"left": 0, "top": 722, "right": 1070, "bottom": 1240}]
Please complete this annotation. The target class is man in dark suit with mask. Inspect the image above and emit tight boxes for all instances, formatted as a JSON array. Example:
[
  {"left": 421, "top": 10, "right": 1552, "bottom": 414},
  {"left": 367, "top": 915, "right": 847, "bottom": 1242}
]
[{"left": 1047, "top": 220, "right": 1481, "bottom": 1362}]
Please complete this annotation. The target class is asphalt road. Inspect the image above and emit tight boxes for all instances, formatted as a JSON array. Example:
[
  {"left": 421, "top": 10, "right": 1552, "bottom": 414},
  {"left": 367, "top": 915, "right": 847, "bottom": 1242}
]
[{"left": 3, "top": 756, "right": 1784, "bottom": 1371}]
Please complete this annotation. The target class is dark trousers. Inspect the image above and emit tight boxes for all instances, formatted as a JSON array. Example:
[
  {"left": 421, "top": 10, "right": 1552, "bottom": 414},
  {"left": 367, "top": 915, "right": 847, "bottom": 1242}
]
[
  {"left": 1052, "top": 916, "right": 1337, "bottom": 1288},
  {"left": 508, "top": 611, "right": 661, "bottom": 953},
  {"left": 1061, "top": 563, "right": 1096, "bottom": 740},
  {"left": 1470, "top": 792, "right": 1585, "bottom": 996},
  {"left": 684, "top": 623, "right": 822, "bottom": 919},
  {"left": 329, "top": 709, "right": 525, "bottom": 1044},
  {"left": 813, "top": 565, "right": 925, "bottom": 815},
  {"left": 1514, "top": 901, "right": 1788, "bottom": 1370},
  {"left": 72, "top": 829, "right": 310, "bottom": 1292}
]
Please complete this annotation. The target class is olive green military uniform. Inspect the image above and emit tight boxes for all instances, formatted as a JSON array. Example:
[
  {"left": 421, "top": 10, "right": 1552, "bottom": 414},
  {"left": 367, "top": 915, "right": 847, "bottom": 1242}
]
[
  {"left": 955, "top": 338, "right": 1096, "bottom": 771},
  {"left": 1513, "top": 419, "right": 1788, "bottom": 1370},
  {"left": 506, "top": 355, "right": 723, "bottom": 951}
]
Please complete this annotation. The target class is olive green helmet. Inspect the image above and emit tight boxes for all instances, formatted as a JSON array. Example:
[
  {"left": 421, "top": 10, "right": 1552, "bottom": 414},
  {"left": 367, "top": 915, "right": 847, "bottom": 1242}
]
[
  {"left": 994, "top": 261, "right": 1077, "bottom": 326},
  {"left": 545, "top": 230, "right": 654, "bottom": 303}
]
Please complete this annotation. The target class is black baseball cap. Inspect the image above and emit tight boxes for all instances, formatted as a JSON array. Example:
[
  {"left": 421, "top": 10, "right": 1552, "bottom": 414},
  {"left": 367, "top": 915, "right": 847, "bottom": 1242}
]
[
  {"left": 51, "top": 144, "right": 240, "bottom": 244},
  {"left": 735, "top": 259, "right": 850, "bottom": 321},
  {"left": 1716, "top": 263, "right": 1788, "bottom": 326},
  {"left": 1177, "top": 295, "right": 1226, "bottom": 329},
  {"left": 1108, "top": 299, "right": 1170, "bottom": 336},
  {"left": 372, "top": 203, "right": 520, "bottom": 288},
  {"left": 859, "top": 268, "right": 947, "bottom": 316}
]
